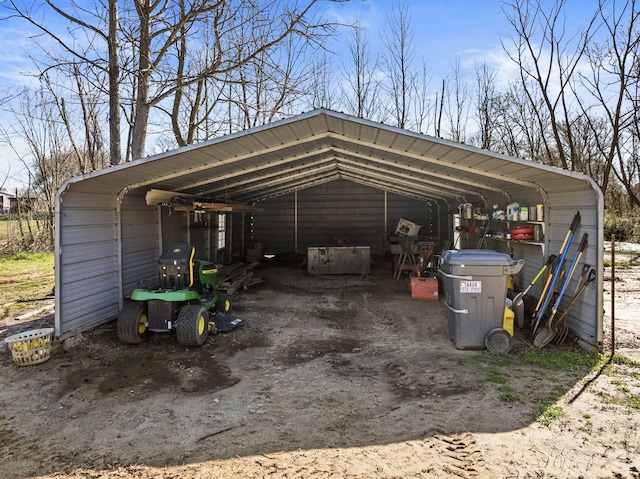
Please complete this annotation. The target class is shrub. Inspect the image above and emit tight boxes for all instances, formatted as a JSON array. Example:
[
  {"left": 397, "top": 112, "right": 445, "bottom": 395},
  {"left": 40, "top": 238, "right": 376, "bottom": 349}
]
[{"left": 604, "top": 212, "right": 640, "bottom": 242}]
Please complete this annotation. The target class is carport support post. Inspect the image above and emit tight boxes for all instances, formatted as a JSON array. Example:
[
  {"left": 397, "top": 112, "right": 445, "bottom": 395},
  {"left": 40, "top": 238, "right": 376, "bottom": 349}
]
[
  {"left": 115, "top": 192, "right": 124, "bottom": 312},
  {"left": 157, "top": 206, "right": 163, "bottom": 257},
  {"left": 611, "top": 234, "right": 616, "bottom": 355},
  {"left": 384, "top": 191, "right": 388, "bottom": 249},
  {"left": 294, "top": 191, "right": 298, "bottom": 253},
  {"left": 186, "top": 212, "right": 191, "bottom": 245}
]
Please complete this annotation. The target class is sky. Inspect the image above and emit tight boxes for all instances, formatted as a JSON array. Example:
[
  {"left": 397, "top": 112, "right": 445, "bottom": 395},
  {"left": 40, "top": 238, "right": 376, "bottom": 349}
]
[
  {"left": 326, "top": 0, "right": 511, "bottom": 75},
  {"left": 0, "top": 0, "right": 596, "bottom": 193}
]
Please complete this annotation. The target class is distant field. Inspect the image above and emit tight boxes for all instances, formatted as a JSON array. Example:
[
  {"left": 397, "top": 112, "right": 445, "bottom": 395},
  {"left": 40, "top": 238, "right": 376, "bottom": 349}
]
[
  {"left": 0, "top": 218, "right": 41, "bottom": 241},
  {"left": 0, "top": 252, "right": 54, "bottom": 319}
]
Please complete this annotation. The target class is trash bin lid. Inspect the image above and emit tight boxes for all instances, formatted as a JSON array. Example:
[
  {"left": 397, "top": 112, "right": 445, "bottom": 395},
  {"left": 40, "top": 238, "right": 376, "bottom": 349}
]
[{"left": 440, "top": 249, "right": 518, "bottom": 266}]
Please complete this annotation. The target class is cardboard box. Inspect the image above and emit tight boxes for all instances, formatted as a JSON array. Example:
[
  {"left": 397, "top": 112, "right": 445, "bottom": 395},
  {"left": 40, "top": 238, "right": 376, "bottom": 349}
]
[
  {"left": 395, "top": 218, "right": 421, "bottom": 237},
  {"left": 410, "top": 276, "right": 439, "bottom": 300}
]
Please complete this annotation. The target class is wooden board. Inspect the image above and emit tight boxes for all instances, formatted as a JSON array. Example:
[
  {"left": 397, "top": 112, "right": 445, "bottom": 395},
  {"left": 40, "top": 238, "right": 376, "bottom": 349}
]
[{"left": 146, "top": 189, "right": 263, "bottom": 213}]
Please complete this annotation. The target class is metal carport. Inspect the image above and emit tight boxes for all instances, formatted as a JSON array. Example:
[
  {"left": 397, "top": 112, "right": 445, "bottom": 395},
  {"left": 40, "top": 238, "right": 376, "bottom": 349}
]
[{"left": 55, "top": 109, "right": 604, "bottom": 348}]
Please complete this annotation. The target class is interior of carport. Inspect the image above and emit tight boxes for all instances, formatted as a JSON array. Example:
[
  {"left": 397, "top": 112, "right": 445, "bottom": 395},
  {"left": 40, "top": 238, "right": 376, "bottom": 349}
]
[{"left": 54, "top": 109, "right": 604, "bottom": 349}]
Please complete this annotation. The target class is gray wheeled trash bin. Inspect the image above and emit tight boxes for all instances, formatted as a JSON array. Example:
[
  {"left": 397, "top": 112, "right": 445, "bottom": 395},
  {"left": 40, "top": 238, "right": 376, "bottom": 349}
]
[{"left": 438, "top": 250, "right": 524, "bottom": 349}]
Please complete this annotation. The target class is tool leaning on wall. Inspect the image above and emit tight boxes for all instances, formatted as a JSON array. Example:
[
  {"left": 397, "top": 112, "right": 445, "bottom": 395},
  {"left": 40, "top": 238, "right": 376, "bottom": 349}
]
[
  {"left": 534, "top": 232, "right": 588, "bottom": 348},
  {"left": 532, "top": 211, "right": 581, "bottom": 336},
  {"left": 526, "top": 210, "right": 595, "bottom": 348}
]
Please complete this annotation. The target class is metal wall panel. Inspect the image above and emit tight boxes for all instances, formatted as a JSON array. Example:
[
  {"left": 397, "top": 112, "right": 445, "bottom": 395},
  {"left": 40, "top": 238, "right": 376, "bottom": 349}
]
[
  {"left": 121, "top": 193, "right": 160, "bottom": 295},
  {"left": 307, "top": 246, "right": 371, "bottom": 275},
  {"left": 253, "top": 194, "right": 295, "bottom": 254},
  {"left": 230, "top": 213, "right": 248, "bottom": 263},
  {"left": 162, "top": 208, "right": 186, "bottom": 249},
  {"left": 55, "top": 191, "right": 120, "bottom": 339},
  {"left": 253, "top": 179, "right": 442, "bottom": 256},
  {"left": 456, "top": 186, "right": 603, "bottom": 349},
  {"left": 188, "top": 212, "right": 210, "bottom": 263},
  {"left": 54, "top": 110, "right": 604, "bottom": 348},
  {"left": 297, "top": 180, "right": 384, "bottom": 254},
  {"left": 387, "top": 195, "right": 443, "bottom": 250}
]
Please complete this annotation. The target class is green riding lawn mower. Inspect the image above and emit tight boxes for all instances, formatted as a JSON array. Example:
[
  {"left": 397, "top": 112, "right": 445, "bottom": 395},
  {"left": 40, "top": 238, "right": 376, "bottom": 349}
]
[{"left": 116, "top": 243, "right": 242, "bottom": 347}]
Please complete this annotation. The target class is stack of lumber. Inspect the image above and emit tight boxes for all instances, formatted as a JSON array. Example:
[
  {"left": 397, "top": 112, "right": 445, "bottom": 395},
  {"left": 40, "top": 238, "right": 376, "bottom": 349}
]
[{"left": 217, "top": 262, "right": 262, "bottom": 294}]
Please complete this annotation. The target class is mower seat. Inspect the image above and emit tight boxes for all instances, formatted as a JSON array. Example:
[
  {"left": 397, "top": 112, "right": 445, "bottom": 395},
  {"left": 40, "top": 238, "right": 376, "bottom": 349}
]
[{"left": 158, "top": 244, "right": 196, "bottom": 290}]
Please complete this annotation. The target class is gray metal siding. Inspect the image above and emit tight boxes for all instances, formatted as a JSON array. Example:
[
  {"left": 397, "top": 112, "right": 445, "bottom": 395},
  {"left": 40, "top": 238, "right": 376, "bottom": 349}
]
[
  {"left": 460, "top": 187, "right": 602, "bottom": 348},
  {"left": 387, "top": 195, "right": 440, "bottom": 241},
  {"left": 54, "top": 110, "right": 604, "bottom": 348},
  {"left": 121, "top": 193, "right": 160, "bottom": 295},
  {"left": 297, "top": 180, "right": 384, "bottom": 253},
  {"left": 254, "top": 180, "right": 444, "bottom": 256},
  {"left": 545, "top": 195, "right": 602, "bottom": 347},
  {"left": 230, "top": 213, "right": 247, "bottom": 263},
  {"left": 161, "top": 207, "right": 186, "bottom": 250},
  {"left": 55, "top": 191, "right": 119, "bottom": 338},
  {"left": 188, "top": 213, "right": 211, "bottom": 262},
  {"left": 253, "top": 195, "right": 295, "bottom": 254}
]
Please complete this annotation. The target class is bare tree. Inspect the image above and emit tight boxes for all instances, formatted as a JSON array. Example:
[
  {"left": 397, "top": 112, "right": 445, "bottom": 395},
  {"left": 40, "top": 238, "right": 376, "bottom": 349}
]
[
  {"left": 381, "top": 0, "right": 416, "bottom": 128},
  {"left": 305, "top": 53, "right": 338, "bottom": 110},
  {"left": 7, "top": 0, "right": 344, "bottom": 164},
  {"left": 230, "top": 26, "right": 312, "bottom": 130},
  {"left": 578, "top": 0, "right": 640, "bottom": 206},
  {"left": 443, "top": 60, "right": 470, "bottom": 143},
  {"left": 474, "top": 62, "right": 499, "bottom": 150},
  {"left": 501, "top": 0, "right": 597, "bottom": 168},
  {"left": 108, "top": 0, "right": 121, "bottom": 166},
  {"left": 6, "top": 0, "right": 122, "bottom": 166},
  {"left": 49, "top": 65, "right": 107, "bottom": 174},
  {"left": 340, "top": 18, "right": 381, "bottom": 119},
  {"left": 409, "top": 58, "right": 432, "bottom": 135},
  {"left": 127, "top": 0, "right": 340, "bottom": 159},
  {"left": 434, "top": 78, "right": 445, "bottom": 138},
  {"left": 487, "top": 82, "right": 550, "bottom": 160},
  {"left": 8, "top": 86, "right": 86, "bottom": 249}
]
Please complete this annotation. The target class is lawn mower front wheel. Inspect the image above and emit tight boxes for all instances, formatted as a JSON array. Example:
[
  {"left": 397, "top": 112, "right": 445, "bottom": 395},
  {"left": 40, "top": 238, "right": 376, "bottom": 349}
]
[
  {"left": 216, "top": 292, "right": 231, "bottom": 312},
  {"left": 176, "top": 304, "right": 209, "bottom": 346},
  {"left": 117, "top": 300, "right": 150, "bottom": 344}
]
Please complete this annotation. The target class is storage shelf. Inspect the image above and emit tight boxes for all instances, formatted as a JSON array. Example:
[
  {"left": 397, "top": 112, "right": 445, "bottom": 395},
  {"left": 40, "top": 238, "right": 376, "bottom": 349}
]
[{"left": 462, "top": 217, "right": 546, "bottom": 254}]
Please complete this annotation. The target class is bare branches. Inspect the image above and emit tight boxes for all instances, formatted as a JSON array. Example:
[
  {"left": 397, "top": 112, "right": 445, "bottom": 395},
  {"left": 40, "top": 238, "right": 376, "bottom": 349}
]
[
  {"left": 501, "top": 0, "right": 592, "bottom": 168},
  {"left": 578, "top": 0, "right": 640, "bottom": 205},
  {"left": 4, "top": 0, "right": 640, "bottom": 218},
  {"left": 340, "top": 17, "right": 381, "bottom": 119},
  {"left": 381, "top": 0, "right": 416, "bottom": 129}
]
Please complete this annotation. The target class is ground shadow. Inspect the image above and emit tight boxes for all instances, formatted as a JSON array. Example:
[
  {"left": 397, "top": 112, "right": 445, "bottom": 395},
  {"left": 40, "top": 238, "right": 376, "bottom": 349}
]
[{"left": 0, "top": 258, "right": 601, "bottom": 478}]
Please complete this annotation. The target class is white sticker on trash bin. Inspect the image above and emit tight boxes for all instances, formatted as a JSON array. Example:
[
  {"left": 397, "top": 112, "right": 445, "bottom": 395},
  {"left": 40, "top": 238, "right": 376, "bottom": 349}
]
[{"left": 460, "top": 281, "right": 481, "bottom": 293}]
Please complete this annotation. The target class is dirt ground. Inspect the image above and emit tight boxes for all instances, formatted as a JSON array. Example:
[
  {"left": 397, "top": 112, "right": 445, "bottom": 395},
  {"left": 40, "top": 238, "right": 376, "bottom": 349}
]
[{"left": 1, "top": 253, "right": 639, "bottom": 479}]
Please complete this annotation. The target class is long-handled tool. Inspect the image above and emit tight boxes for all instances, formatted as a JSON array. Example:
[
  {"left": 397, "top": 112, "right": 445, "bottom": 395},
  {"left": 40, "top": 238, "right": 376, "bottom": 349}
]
[
  {"left": 548, "top": 233, "right": 588, "bottom": 325},
  {"left": 477, "top": 220, "right": 491, "bottom": 249},
  {"left": 511, "top": 254, "right": 557, "bottom": 328},
  {"left": 534, "top": 232, "right": 588, "bottom": 348},
  {"left": 531, "top": 255, "right": 559, "bottom": 325},
  {"left": 553, "top": 268, "right": 596, "bottom": 344},
  {"left": 532, "top": 211, "right": 581, "bottom": 335},
  {"left": 571, "top": 264, "right": 590, "bottom": 301}
]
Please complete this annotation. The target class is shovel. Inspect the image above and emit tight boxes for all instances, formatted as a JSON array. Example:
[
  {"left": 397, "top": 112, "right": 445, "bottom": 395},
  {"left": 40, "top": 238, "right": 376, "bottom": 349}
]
[
  {"left": 511, "top": 254, "right": 557, "bottom": 328},
  {"left": 554, "top": 268, "right": 596, "bottom": 344},
  {"left": 533, "top": 211, "right": 580, "bottom": 335},
  {"left": 531, "top": 255, "right": 559, "bottom": 328},
  {"left": 534, "top": 233, "right": 588, "bottom": 348}
]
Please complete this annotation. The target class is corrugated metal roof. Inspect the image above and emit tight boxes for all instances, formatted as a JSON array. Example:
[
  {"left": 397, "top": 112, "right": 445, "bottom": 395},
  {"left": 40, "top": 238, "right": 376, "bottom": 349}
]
[
  {"left": 56, "top": 109, "right": 605, "bottom": 349},
  {"left": 62, "top": 109, "right": 599, "bottom": 208}
]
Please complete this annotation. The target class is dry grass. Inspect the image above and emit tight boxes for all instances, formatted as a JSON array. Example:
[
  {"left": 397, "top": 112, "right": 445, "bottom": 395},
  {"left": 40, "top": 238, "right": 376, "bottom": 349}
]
[{"left": 0, "top": 252, "right": 54, "bottom": 319}]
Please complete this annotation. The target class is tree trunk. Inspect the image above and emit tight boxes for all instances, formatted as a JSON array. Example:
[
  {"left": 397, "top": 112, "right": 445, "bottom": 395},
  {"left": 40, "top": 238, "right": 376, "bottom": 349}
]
[
  {"left": 108, "top": 0, "right": 121, "bottom": 165},
  {"left": 130, "top": 0, "right": 152, "bottom": 161}
]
